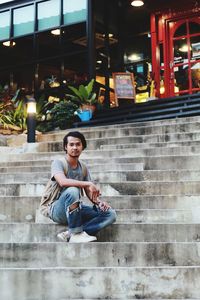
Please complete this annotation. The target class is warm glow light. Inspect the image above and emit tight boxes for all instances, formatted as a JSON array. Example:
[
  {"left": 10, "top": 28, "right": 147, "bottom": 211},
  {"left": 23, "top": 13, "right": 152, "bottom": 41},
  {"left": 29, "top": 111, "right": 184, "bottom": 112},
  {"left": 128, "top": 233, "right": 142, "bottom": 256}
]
[
  {"left": 103, "top": 33, "right": 114, "bottom": 38},
  {"left": 160, "top": 86, "right": 165, "bottom": 94},
  {"left": 160, "top": 80, "right": 165, "bottom": 95},
  {"left": 128, "top": 54, "right": 141, "bottom": 61},
  {"left": 51, "top": 29, "right": 61, "bottom": 35},
  {"left": 3, "top": 40, "right": 16, "bottom": 47},
  {"left": 179, "top": 44, "right": 192, "bottom": 52},
  {"left": 131, "top": 0, "right": 144, "bottom": 7},
  {"left": 27, "top": 101, "right": 36, "bottom": 114}
]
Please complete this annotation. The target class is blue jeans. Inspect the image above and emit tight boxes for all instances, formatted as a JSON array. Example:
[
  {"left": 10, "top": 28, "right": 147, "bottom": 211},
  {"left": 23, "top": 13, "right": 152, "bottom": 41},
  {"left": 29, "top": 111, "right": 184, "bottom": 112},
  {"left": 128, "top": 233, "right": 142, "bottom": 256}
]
[{"left": 49, "top": 187, "right": 117, "bottom": 234}]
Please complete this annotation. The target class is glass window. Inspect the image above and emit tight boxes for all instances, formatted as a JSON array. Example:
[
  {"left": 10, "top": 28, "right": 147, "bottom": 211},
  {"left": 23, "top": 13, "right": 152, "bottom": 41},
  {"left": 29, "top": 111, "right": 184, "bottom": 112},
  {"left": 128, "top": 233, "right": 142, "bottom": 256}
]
[
  {"left": 12, "top": 64, "right": 35, "bottom": 92},
  {"left": 191, "top": 35, "right": 200, "bottom": 61},
  {"left": 173, "top": 38, "right": 189, "bottom": 64},
  {"left": 38, "top": 0, "right": 60, "bottom": 31},
  {"left": 0, "top": 0, "right": 14, "bottom": 3},
  {"left": 0, "top": 10, "right": 10, "bottom": 41},
  {"left": 37, "top": 30, "right": 60, "bottom": 60},
  {"left": 13, "top": 5, "right": 34, "bottom": 37},
  {"left": 191, "top": 62, "right": 200, "bottom": 89},
  {"left": 189, "top": 20, "right": 200, "bottom": 35},
  {"left": 174, "top": 22, "right": 187, "bottom": 37},
  {"left": 63, "top": 0, "right": 87, "bottom": 25},
  {"left": 174, "top": 64, "right": 189, "bottom": 91}
]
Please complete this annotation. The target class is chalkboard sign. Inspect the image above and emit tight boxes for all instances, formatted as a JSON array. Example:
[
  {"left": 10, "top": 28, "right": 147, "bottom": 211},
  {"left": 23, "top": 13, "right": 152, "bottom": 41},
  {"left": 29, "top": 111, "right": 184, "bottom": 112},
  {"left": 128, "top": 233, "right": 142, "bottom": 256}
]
[{"left": 113, "top": 72, "right": 135, "bottom": 105}]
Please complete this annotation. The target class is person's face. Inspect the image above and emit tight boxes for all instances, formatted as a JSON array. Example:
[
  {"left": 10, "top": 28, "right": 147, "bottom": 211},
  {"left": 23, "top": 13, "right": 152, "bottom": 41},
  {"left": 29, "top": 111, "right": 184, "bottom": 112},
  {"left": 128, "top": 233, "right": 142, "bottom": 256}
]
[{"left": 65, "top": 136, "right": 83, "bottom": 158}]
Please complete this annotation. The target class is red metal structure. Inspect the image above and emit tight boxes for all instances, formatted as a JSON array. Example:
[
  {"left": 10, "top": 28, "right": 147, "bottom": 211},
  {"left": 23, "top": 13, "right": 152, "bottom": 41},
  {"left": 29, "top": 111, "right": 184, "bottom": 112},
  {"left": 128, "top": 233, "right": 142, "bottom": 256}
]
[{"left": 151, "top": 4, "right": 200, "bottom": 98}]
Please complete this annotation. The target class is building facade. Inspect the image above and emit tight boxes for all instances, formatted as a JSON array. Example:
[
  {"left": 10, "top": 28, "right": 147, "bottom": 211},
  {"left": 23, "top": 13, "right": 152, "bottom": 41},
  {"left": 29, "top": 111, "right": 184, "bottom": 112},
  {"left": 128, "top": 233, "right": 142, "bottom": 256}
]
[{"left": 0, "top": 0, "right": 199, "bottom": 107}]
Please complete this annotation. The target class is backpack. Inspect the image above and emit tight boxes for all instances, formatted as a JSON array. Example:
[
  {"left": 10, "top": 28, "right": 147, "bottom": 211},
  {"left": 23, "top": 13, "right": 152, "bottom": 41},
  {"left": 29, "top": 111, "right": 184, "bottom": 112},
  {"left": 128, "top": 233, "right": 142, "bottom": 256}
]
[{"left": 39, "top": 157, "right": 87, "bottom": 217}]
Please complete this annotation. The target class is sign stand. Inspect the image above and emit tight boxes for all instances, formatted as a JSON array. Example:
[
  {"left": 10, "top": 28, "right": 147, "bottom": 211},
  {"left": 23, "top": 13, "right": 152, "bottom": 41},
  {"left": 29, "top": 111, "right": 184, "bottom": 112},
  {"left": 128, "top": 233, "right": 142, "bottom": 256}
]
[{"left": 112, "top": 72, "right": 135, "bottom": 106}]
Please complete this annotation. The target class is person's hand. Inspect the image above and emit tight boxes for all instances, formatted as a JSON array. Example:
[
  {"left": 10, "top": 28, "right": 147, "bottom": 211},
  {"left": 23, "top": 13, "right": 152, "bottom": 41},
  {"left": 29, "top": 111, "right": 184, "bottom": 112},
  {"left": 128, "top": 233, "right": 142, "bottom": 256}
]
[
  {"left": 97, "top": 200, "right": 111, "bottom": 212},
  {"left": 85, "top": 182, "right": 100, "bottom": 204}
]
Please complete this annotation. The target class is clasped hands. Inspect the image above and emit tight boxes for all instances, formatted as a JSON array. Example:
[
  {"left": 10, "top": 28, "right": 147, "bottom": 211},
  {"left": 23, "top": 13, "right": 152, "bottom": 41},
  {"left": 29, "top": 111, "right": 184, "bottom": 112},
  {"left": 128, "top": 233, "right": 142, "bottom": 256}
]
[{"left": 85, "top": 182, "right": 111, "bottom": 211}]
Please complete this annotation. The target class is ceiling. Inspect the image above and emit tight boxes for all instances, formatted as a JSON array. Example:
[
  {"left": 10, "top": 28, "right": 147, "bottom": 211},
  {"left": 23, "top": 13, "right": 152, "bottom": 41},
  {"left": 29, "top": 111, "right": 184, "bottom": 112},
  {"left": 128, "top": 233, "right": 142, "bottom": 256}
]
[{"left": 96, "top": 0, "right": 200, "bottom": 36}]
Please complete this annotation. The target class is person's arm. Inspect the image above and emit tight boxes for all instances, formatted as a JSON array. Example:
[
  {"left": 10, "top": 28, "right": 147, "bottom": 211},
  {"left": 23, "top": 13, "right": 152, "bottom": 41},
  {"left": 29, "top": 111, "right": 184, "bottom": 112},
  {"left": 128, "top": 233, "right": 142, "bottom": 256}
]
[
  {"left": 54, "top": 172, "right": 100, "bottom": 204},
  {"left": 82, "top": 166, "right": 101, "bottom": 204},
  {"left": 82, "top": 167, "right": 111, "bottom": 211}
]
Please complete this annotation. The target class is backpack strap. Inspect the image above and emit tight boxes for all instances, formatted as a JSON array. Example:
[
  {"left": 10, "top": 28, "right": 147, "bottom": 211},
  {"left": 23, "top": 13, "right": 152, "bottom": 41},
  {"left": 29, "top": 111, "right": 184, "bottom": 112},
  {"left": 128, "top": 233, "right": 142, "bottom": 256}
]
[
  {"left": 79, "top": 160, "right": 88, "bottom": 178},
  {"left": 58, "top": 157, "right": 87, "bottom": 179},
  {"left": 58, "top": 157, "right": 68, "bottom": 176}
]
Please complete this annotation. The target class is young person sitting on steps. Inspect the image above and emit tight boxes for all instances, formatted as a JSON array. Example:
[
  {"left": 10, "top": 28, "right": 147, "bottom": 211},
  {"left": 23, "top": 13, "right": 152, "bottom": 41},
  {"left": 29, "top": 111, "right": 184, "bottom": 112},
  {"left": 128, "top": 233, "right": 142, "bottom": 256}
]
[{"left": 48, "top": 131, "right": 116, "bottom": 243}]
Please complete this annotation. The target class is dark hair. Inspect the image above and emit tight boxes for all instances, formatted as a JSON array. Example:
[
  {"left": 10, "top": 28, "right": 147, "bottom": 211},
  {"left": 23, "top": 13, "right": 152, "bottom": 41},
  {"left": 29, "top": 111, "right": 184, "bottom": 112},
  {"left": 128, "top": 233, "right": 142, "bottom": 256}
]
[{"left": 63, "top": 131, "right": 87, "bottom": 151}]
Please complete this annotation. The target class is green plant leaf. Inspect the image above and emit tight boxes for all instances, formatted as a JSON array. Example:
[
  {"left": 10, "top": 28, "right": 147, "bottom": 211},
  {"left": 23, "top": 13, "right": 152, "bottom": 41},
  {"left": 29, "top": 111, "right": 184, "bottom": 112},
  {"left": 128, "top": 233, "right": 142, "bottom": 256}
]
[
  {"left": 86, "top": 79, "right": 94, "bottom": 96},
  {"left": 67, "top": 78, "right": 98, "bottom": 105},
  {"left": 68, "top": 85, "right": 82, "bottom": 100},
  {"left": 11, "top": 89, "right": 21, "bottom": 103},
  {"left": 79, "top": 85, "right": 88, "bottom": 101}
]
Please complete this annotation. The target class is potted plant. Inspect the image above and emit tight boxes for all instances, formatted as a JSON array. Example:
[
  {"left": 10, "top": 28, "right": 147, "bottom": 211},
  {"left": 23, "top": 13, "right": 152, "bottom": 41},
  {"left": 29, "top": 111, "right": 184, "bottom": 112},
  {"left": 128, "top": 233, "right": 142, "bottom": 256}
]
[{"left": 67, "top": 78, "right": 98, "bottom": 114}]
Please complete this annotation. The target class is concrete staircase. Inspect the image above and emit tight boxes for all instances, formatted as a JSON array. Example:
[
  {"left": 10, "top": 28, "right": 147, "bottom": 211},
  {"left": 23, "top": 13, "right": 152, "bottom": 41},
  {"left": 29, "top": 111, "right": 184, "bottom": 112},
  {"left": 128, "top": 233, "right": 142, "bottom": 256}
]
[{"left": 1, "top": 116, "right": 200, "bottom": 299}]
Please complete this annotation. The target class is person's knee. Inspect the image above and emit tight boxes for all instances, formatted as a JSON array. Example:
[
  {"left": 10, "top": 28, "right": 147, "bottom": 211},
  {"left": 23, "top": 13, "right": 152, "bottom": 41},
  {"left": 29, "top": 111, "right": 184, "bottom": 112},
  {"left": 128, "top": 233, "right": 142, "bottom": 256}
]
[
  {"left": 69, "top": 200, "right": 80, "bottom": 212},
  {"left": 61, "top": 187, "right": 81, "bottom": 212},
  {"left": 108, "top": 208, "right": 117, "bottom": 224},
  {"left": 67, "top": 187, "right": 80, "bottom": 199},
  {"left": 62, "top": 187, "right": 80, "bottom": 203}
]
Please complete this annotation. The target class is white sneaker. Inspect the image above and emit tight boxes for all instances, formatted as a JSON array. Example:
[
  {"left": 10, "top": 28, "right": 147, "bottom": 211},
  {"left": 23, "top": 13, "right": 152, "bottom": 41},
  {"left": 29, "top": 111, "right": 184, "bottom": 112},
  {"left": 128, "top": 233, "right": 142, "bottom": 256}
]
[
  {"left": 69, "top": 231, "right": 97, "bottom": 243},
  {"left": 57, "top": 231, "right": 70, "bottom": 242}
]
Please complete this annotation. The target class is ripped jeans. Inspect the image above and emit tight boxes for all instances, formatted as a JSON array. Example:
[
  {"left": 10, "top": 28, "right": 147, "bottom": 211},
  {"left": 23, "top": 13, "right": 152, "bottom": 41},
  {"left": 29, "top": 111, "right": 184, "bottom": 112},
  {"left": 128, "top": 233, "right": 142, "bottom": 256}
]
[{"left": 49, "top": 187, "right": 117, "bottom": 234}]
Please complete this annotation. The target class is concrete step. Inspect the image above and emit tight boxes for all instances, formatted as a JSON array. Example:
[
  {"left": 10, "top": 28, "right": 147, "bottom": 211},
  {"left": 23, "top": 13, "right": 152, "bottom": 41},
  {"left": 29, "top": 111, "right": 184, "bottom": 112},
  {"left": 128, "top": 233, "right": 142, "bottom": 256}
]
[
  {"left": 100, "top": 139, "right": 200, "bottom": 149},
  {"left": 33, "top": 145, "right": 200, "bottom": 157},
  {"left": 1, "top": 195, "right": 200, "bottom": 223},
  {"left": 0, "top": 223, "right": 200, "bottom": 243},
  {"left": 0, "top": 160, "right": 52, "bottom": 168},
  {"left": 34, "top": 132, "right": 200, "bottom": 152},
  {"left": 0, "top": 172, "right": 50, "bottom": 183},
  {"left": 0, "top": 266, "right": 200, "bottom": 299},
  {"left": 1, "top": 201, "right": 198, "bottom": 223},
  {"left": 8, "top": 116, "right": 200, "bottom": 148},
  {"left": 86, "top": 145, "right": 200, "bottom": 158},
  {"left": 4, "top": 131, "right": 200, "bottom": 156},
  {"left": 83, "top": 156, "right": 200, "bottom": 171},
  {"left": 36, "top": 116, "right": 200, "bottom": 142},
  {"left": 116, "top": 209, "right": 200, "bottom": 223},
  {"left": 38, "top": 121, "right": 200, "bottom": 141},
  {"left": 0, "top": 151, "right": 63, "bottom": 162},
  {"left": 1, "top": 194, "right": 199, "bottom": 212},
  {"left": 1, "top": 154, "right": 200, "bottom": 171},
  {"left": 1, "top": 180, "right": 200, "bottom": 197},
  {"left": 20, "top": 132, "right": 200, "bottom": 152},
  {"left": 0, "top": 164, "right": 146, "bottom": 175},
  {"left": 82, "top": 131, "right": 200, "bottom": 150},
  {"left": 36, "top": 208, "right": 200, "bottom": 224},
  {"left": 1, "top": 242, "right": 200, "bottom": 268},
  {"left": 74, "top": 122, "right": 200, "bottom": 137},
  {"left": 0, "top": 143, "right": 198, "bottom": 162},
  {"left": 1, "top": 170, "right": 200, "bottom": 183},
  {"left": 95, "top": 170, "right": 200, "bottom": 182},
  {"left": 108, "top": 181, "right": 200, "bottom": 196},
  {"left": 0, "top": 166, "right": 51, "bottom": 173},
  {"left": 0, "top": 159, "right": 143, "bottom": 170}
]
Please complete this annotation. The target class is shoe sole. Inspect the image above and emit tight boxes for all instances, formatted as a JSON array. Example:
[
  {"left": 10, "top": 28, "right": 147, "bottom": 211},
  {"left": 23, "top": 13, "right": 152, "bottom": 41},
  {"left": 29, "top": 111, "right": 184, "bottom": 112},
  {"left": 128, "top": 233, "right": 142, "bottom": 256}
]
[
  {"left": 69, "top": 237, "right": 97, "bottom": 243},
  {"left": 57, "top": 234, "right": 69, "bottom": 242}
]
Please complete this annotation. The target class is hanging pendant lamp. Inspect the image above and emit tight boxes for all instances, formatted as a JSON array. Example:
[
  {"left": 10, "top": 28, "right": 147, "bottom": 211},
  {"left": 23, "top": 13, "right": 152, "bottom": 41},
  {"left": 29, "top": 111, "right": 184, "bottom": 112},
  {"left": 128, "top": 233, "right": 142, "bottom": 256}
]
[{"left": 131, "top": 0, "right": 144, "bottom": 7}]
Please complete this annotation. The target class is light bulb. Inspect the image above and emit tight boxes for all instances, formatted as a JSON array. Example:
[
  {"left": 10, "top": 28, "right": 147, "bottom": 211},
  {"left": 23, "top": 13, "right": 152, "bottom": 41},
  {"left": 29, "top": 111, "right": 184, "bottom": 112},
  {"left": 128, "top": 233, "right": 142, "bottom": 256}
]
[{"left": 131, "top": 0, "right": 144, "bottom": 7}]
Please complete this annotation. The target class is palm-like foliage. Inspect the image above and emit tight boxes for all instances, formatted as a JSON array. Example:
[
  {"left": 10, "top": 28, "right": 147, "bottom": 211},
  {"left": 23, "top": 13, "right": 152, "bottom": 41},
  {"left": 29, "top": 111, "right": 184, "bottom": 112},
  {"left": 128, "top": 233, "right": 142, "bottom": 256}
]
[
  {"left": 0, "top": 102, "right": 15, "bottom": 128},
  {"left": 67, "top": 79, "right": 97, "bottom": 106}
]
